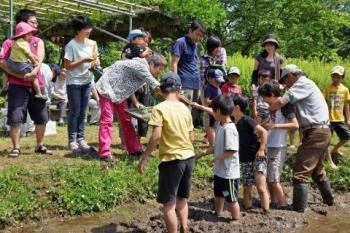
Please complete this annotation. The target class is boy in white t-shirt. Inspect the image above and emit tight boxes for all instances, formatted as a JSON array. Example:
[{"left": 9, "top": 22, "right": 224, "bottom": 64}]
[{"left": 258, "top": 81, "right": 299, "bottom": 209}]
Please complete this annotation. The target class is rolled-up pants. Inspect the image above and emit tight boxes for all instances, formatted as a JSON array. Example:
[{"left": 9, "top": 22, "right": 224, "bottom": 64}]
[{"left": 293, "top": 128, "right": 331, "bottom": 184}]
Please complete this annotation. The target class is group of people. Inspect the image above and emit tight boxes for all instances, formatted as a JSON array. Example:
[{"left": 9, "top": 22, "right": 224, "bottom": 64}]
[{"left": 0, "top": 9, "right": 346, "bottom": 233}]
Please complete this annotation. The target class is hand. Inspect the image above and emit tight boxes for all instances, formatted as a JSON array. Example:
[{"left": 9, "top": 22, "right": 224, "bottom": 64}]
[
  {"left": 191, "top": 102, "right": 201, "bottom": 109},
  {"left": 211, "top": 157, "right": 222, "bottom": 167},
  {"left": 84, "top": 57, "right": 95, "bottom": 63},
  {"left": 138, "top": 158, "right": 147, "bottom": 174},
  {"left": 195, "top": 153, "right": 204, "bottom": 160},
  {"left": 23, "top": 72, "right": 36, "bottom": 82},
  {"left": 347, "top": 121, "right": 350, "bottom": 127},
  {"left": 256, "top": 148, "right": 265, "bottom": 159},
  {"left": 264, "top": 123, "right": 275, "bottom": 130},
  {"left": 135, "top": 102, "right": 145, "bottom": 109}
]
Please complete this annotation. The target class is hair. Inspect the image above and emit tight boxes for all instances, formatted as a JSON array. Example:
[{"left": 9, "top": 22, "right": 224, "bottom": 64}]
[
  {"left": 148, "top": 52, "right": 167, "bottom": 67},
  {"left": 258, "top": 81, "right": 281, "bottom": 97},
  {"left": 206, "top": 36, "right": 221, "bottom": 55},
  {"left": 144, "top": 31, "right": 152, "bottom": 42},
  {"left": 231, "top": 94, "right": 249, "bottom": 113},
  {"left": 72, "top": 15, "right": 93, "bottom": 34},
  {"left": 211, "top": 95, "right": 234, "bottom": 116},
  {"left": 258, "top": 69, "right": 271, "bottom": 79},
  {"left": 190, "top": 20, "right": 206, "bottom": 33},
  {"left": 160, "top": 78, "right": 181, "bottom": 94},
  {"left": 15, "top": 9, "right": 36, "bottom": 24}
]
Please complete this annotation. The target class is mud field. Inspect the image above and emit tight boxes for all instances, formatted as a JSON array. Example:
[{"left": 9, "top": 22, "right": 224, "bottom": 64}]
[{"left": 4, "top": 185, "right": 350, "bottom": 233}]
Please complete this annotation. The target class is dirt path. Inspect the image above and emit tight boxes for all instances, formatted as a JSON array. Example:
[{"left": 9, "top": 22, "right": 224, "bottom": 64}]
[{"left": 4, "top": 185, "right": 350, "bottom": 233}]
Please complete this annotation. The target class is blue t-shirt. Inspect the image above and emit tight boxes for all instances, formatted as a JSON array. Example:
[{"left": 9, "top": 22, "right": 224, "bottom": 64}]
[
  {"left": 204, "top": 84, "right": 221, "bottom": 102},
  {"left": 172, "top": 36, "right": 199, "bottom": 90}
]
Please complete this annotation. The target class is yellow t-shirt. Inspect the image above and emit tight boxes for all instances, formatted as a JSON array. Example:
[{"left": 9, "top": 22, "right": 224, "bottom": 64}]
[
  {"left": 149, "top": 100, "right": 195, "bottom": 162},
  {"left": 9, "top": 38, "right": 31, "bottom": 62},
  {"left": 323, "top": 83, "right": 350, "bottom": 122}
]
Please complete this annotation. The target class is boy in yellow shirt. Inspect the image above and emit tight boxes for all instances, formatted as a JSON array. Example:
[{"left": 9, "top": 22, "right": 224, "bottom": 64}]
[
  {"left": 323, "top": 65, "right": 350, "bottom": 166},
  {"left": 138, "top": 72, "right": 195, "bottom": 233}
]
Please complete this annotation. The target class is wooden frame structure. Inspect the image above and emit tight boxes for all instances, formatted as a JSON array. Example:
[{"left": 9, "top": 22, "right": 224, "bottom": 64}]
[{"left": 0, "top": 0, "right": 158, "bottom": 40}]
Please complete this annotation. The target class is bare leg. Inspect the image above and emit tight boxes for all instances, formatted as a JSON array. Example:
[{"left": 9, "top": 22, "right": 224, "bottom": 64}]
[
  {"left": 228, "top": 202, "right": 240, "bottom": 220},
  {"left": 331, "top": 139, "right": 348, "bottom": 155},
  {"left": 10, "top": 125, "right": 21, "bottom": 149},
  {"left": 255, "top": 173, "right": 270, "bottom": 211},
  {"left": 269, "top": 182, "right": 286, "bottom": 207},
  {"left": 35, "top": 124, "right": 46, "bottom": 148},
  {"left": 326, "top": 150, "right": 338, "bottom": 169},
  {"left": 31, "top": 78, "right": 43, "bottom": 96},
  {"left": 205, "top": 127, "right": 215, "bottom": 153},
  {"left": 243, "top": 185, "right": 253, "bottom": 209},
  {"left": 214, "top": 197, "right": 225, "bottom": 216},
  {"left": 176, "top": 197, "right": 189, "bottom": 231},
  {"left": 163, "top": 203, "right": 177, "bottom": 233}
]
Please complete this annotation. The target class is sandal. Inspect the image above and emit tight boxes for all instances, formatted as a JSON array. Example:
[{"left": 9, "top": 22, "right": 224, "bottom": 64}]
[
  {"left": 8, "top": 148, "right": 20, "bottom": 158},
  {"left": 35, "top": 145, "right": 53, "bottom": 155}
]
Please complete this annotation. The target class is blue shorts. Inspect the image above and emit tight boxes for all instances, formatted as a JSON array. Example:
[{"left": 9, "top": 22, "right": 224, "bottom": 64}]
[
  {"left": 7, "top": 59, "right": 33, "bottom": 74},
  {"left": 214, "top": 175, "right": 239, "bottom": 203}
]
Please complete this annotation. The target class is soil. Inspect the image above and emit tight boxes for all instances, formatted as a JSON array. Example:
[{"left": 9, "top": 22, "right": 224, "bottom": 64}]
[{"left": 3, "top": 185, "right": 350, "bottom": 233}]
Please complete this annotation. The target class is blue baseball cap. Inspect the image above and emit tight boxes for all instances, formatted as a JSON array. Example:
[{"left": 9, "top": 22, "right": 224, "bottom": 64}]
[
  {"left": 127, "top": 29, "right": 145, "bottom": 41},
  {"left": 213, "top": 69, "right": 225, "bottom": 83},
  {"left": 160, "top": 72, "right": 182, "bottom": 91}
]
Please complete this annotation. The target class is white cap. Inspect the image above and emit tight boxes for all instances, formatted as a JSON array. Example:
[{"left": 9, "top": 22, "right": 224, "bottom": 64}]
[{"left": 227, "top": 67, "right": 240, "bottom": 76}]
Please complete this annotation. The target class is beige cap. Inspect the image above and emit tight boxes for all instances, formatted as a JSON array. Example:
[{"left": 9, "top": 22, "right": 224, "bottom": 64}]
[{"left": 331, "top": 65, "right": 345, "bottom": 76}]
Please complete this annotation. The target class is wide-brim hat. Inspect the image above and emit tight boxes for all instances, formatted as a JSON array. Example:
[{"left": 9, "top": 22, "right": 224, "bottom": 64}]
[
  {"left": 262, "top": 34, "right": 279, "bottom": 48},
  {"left": 13, "top": 22, "right": 37, "bottom": 39}
]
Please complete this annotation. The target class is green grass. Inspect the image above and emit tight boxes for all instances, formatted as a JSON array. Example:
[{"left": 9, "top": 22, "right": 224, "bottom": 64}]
[{"left": 227, "top": 54, "right": 350, "bottom": 94}]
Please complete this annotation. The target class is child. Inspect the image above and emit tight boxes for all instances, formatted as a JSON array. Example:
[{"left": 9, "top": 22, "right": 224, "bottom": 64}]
[
  {"left": 7, "top": 22, "right": 46, "bottom": 100},
  {"left": 204, "top": 69, "right": 225, "bottom": 150},
  {"left": 196, "top": 95, "right": 240, "bottom": 220},
  {"left": 221, "top": 67, "right": 242, "bottom": 95},
  {"left": 258, "top": 82, "right": 299, "bottom": 209},
  {"left": 138, "top": 72, "right": 195, "bottom": 233},
  {"left": 231, "top": 94, "right": 270, "bottom": 213},
  {"left": 323, "top": 65, "right": 350, "bottom": 166},
  {"left": 252, "top": 69, "right": 271, "bottom": 123}
]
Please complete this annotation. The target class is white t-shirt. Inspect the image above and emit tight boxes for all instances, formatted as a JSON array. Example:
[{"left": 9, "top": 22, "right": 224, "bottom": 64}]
[
  {"left": 267, "top": 103, "right": 295, "bottom": 148},
  {"left": 64, "top": 38, "right": 98, "bottom": 85},
  {"left": 214, "top": 122, "right": 240, "bottom": 179},
  {"left": 41, "top": 63, "right": 53, "bottom": 101}
]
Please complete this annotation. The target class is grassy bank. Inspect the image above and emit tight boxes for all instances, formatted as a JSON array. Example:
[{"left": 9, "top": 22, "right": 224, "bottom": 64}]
[
  {"left": 0, "top": 125, "right": 350, "bottom": 228},
  {"left": 227, "top": 54, "right": 350, "bottom": 94}
]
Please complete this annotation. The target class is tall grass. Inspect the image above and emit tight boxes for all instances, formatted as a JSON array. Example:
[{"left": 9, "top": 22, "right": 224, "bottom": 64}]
[{"left": 227, "top": 54, "right": 350, "bottom": 94}]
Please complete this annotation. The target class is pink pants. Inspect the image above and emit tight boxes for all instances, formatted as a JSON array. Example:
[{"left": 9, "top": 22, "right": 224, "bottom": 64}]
[{"left": 99, "top": 95, "right": 142, "bottom": 156}]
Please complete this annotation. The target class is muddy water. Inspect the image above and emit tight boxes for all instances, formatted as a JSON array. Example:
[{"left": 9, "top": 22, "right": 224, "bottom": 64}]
[{"left": 291, "top": 210, "right": 350, "bottom": 233}]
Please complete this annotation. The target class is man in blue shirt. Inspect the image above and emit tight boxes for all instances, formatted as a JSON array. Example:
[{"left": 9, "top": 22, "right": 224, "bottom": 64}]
[{"left": 171, "top": 21, "right": 206, "bottom": 110}]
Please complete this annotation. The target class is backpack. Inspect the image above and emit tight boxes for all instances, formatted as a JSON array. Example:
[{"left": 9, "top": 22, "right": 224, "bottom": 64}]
[{"left": 204, "top": 63, "right": 227, "bottom": 85}]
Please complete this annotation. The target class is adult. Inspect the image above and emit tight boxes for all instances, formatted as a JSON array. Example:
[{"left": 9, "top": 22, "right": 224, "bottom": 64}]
[
  {"left": 252, "top": 34, "right": 284, "bottom": 86},
  {"left": 269, "top": 64, "right": 334, "bottom": 212},
  {"left": 199, "top": 36, "right": 227, "bottom": 136},
  {"left": 95, "top": 52, "right": 166, "bottom": 161},
  {"left": 171, "top": 21, "right": 206, "bottom": 109},
  {"left": 64, "top": 15, "right": 99, "bottom": 154},
  {"left": 0, "top": 9, "right": 52, "bottom": 157}
]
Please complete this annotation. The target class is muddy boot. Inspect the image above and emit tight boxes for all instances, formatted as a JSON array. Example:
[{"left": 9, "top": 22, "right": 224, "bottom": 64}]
[
  {"left": 293, "top": 183, "right": 308, "bottom": 212},
  {"left": 318, "top": 179, "right": 334, "bottom": 206}
]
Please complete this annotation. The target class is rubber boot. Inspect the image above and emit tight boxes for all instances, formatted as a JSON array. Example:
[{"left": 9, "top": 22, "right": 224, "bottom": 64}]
[
  {"left": 293, "top": 183, "right": 308, "bottom": 212},
  {"left": 318, "top": 179, "right": 334, "bottom": 206}
]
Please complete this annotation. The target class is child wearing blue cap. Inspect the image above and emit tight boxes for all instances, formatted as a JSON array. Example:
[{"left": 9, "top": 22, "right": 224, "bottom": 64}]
[
  {"left": 138, "top": 71, "right": 195, "bottom": 233},
  {"left": 204, "top": 68, "right": 225, "bottom": 152}
]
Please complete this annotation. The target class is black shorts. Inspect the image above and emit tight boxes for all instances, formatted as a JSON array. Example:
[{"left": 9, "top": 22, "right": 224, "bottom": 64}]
[
  {"left": 157, "top": 157, "right": 195, "bottom": 205},
  {"left": 7, "top": 84, "right": 48, "bottom": 125},
  {"left": 330, "top": 122, "right": 350, "bottom": 140},
  {"left": 214, "top": 175, "right": 239, "bottom": 203}
]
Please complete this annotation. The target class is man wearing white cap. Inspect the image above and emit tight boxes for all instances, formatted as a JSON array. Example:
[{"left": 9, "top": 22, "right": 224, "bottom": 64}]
[{"left": 270, "top": 64, "right": 334, "bottom": 212}]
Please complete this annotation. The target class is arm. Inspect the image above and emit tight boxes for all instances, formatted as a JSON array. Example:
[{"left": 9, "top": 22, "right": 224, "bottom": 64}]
[
  {"left": 196, "top": 146, "right": 214, "bottom": 160},
  {"left": 191, "top": 102, "right": 214, "bottom": 115},
  {"left": 0, "top": 60, "right": 25, "bottom": 79},
  {"left": 171, "top": 55, "right": 180, "bottom": 74},
  {"left": 130, "top": 93, "right": 143, "bottom": 109},
  {"left": 212, "top": 150, "right": 237, "bottom": 166},
  {"left": 204, "top": 97, "right": 212, "bottom": 106},
  {"left": 189, "top": 131, "right": 194, "bottom": 144},
  {"left": 345, "top": 99, "right": 350, "bottom": 126},
  {"left": 29, "top": 40, "right": 45, "bottom": 76},
  {"left": 269, "top": 97, "right": 286, "bottom": 111},
  {"left": 64, "top": 57, "right": 93, "bottom": 71},
  {"left": 252, "top": 97, "right": 258, "bottom": 119},
  {"left": 265, "top": 117, "right": 299, "bottom": 130},
  {"left": 255, "top": 124, "right": 267, "bottom": 158},
  {"left": 138, "top": 126, "right": 162, "bottom": 174},
  {"left": 92, "top": 87, "right": 100, "bottom": 103}
]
